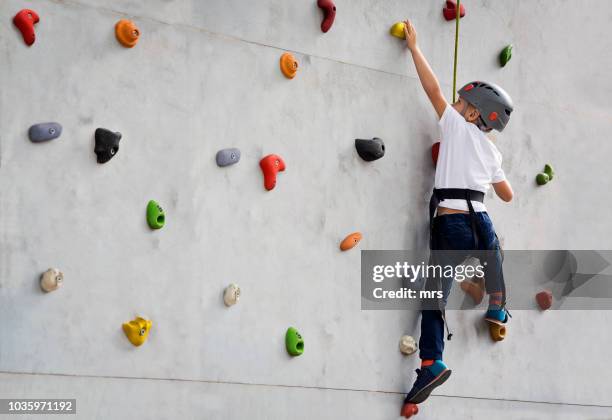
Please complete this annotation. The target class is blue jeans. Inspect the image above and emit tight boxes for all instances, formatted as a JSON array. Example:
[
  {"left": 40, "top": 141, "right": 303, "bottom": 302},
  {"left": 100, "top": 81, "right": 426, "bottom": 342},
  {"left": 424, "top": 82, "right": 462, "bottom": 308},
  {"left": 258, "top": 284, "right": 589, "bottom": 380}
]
[{"left": 419, "top": 212, "right": 505, "bottom": 361}]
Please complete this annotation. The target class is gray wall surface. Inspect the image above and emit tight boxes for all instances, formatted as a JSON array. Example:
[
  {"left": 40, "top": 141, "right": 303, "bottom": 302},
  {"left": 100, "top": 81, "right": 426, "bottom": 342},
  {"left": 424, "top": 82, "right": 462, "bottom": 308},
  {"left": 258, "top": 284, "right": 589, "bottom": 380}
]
[{"left": 1, "top": 0, "right": 612, "bottom": 419}]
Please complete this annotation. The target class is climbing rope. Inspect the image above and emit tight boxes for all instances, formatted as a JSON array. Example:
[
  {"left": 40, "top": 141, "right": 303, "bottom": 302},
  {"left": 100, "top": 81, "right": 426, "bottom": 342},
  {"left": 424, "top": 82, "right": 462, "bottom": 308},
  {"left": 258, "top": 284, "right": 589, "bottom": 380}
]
[{"left": 452, "top": 0, "right": 461, "bottom": 102}]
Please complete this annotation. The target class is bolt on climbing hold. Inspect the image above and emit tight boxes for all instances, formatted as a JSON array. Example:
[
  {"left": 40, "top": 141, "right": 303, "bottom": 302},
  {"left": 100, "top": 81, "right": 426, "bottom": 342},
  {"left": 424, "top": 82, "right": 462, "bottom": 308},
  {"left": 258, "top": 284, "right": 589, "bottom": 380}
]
[
  {"left": 536, "top": 173, "right": 549, "bottom": 186},
  {"left": 389, "top": 22, "right": 406, "bottom": 39},
  {"left": 536, "top": 290, "right": 553, "bottom": 310},
  {"left": 285, "top": 327, "right": 304, "bottom": 356},
  {"left": 399, "top": 335, "right": 417, "bottom": 355},
  {"left": 260, "top": 154, "right": 286, "bottom": 191},
  {"left": 431, "top": 142, "right": 440, "bottom": 166},
  {"left": 29, "top": 122, "right": 62, "bottom": 143},
  {"left": 13, "top": 9, "right": 39, "bottom": 46},
  {"left": 317, "top": 0, "right": 336, "bottom": 33},
  {"left": 280, "top": 53, "right": 298, "bottom": 79},
  {"left": 223, "top": 283, "right": 241, "bottom": 307},
  {"left": 340, "top": 232, "right": 362, "bottom": 251},
  {"left": 401, "top": 402, "right": 419, "bottom": 418},
  {"left": 123, "top": 316, "right": 152, "bottom": 347},
  {"left": 115, "top": 19, "right": 140, "bottom": 48},
  {"left": 543, "top": 164, "right": 554, "bottom": 180},
  {"left": 146, "top": 200, "right": 165, "bottom": 230},
  {"left": 216, "top": 148, "right": 241, "bottom": 167},
  {"left": 94, "top": 128, "right": 122, "bottom": 164},
  {"left": 443, "top": 0, "right": 465, "bottom": 21},
  {"left": 40, "top": 268, "right": 63, "bottom": 293},
  {"left": 355, "top": 138, "right": 385, "bottom": 161},
  {"left": 499, "top": 44, "right": 513, "bottom": 67}
]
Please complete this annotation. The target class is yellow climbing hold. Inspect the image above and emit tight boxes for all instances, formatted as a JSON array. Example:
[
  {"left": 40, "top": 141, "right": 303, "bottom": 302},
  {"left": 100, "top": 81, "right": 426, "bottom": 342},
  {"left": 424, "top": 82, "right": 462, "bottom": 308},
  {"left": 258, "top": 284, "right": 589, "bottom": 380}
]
[
  {"left": 122, "top": 316, "right": 152, "bottom": 347},
  {"left": 390, "top": 22, "right": 406, "bottom": 39}
]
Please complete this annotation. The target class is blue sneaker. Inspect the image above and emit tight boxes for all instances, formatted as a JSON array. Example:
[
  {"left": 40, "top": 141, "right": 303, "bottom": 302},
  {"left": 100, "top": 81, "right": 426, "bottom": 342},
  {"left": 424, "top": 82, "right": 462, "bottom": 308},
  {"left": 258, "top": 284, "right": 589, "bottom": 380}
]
[
  {"left": 404, "top": 361, "right": 452, "bottom": 404},
  {"left": 485, "top": 308, "right": 509, "bottom": 325}
]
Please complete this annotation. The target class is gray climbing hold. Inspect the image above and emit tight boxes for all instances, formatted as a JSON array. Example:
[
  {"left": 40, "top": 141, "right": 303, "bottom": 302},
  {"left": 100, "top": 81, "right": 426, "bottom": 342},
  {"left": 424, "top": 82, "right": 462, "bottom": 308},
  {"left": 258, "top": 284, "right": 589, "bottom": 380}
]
[
  {"left": 28, "top": 122, "right": 62, "bottom": 143},
  {"left": 216, "top": 148, "right": 241, "bottom": 167}
]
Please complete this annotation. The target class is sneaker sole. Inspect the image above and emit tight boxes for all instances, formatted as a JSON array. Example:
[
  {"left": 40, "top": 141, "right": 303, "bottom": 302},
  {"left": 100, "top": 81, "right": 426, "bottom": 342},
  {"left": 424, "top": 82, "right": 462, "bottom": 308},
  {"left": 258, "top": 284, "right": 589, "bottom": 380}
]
[{"left": 407, "top": 369, "right": 452, "bottom": 404}]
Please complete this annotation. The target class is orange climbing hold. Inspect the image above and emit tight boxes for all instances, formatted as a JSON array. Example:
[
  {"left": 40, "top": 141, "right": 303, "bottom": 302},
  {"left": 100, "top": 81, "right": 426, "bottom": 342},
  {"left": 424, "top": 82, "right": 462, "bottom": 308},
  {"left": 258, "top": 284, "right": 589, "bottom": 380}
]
[
  {"left": 401, "top": 402, "right": 419, "bottom": 418},
  {"left": 115, "top": 19, "right": 140, "bottom": 48},
  {"left": 488, "top": 323, "right": 506, "bottom": 342},
  {"left": 280, "top": 52, "right": 298, "bottom": 79},
  {"left": 460, "top": 277, "right": 485, "bottom": 305},
  {"left": 340, "top": 232, "right": 362, "bottom": 251}
]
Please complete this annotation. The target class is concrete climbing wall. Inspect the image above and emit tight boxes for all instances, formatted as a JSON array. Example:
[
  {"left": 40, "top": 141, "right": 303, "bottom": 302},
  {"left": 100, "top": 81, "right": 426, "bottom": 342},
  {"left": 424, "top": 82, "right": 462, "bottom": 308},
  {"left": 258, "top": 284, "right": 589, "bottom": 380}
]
[{"left": 1, "top": 0, "right": 612, "bottom": 418}]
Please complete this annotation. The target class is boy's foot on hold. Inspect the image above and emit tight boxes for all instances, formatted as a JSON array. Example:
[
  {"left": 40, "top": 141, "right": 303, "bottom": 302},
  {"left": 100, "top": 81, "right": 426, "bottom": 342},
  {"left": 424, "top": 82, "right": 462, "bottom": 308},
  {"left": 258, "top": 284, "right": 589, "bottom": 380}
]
[
  {"left": 484, "top": 308, "right": 509, "bottom": 325},
  {"left": 403, "top": 360, "right": 452, "bottom": 405}
]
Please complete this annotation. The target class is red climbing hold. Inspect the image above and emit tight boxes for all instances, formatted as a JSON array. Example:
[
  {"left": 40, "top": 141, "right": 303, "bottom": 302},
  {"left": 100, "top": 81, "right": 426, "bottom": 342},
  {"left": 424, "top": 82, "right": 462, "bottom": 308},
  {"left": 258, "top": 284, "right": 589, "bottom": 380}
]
[
  {"left": 401, "top": 402, "right": 419, "bottom": 418},
  {"left": 317, "top": 0, "right": 336, "bottom": 33},
  {"left": 442, "top": 0, "right": 465, "bottom": 21},
  {"left": 536, "top": 290, "right": 553, "bottom": 310},
  {"left": 260, "top": 154, "right": 286, "bottom": 191},
  {"left": 432, "top": 142, "right": 440, "bottom": 167},
  {"left": 13, "top": 9, "right": 39, "bottom": 46}
]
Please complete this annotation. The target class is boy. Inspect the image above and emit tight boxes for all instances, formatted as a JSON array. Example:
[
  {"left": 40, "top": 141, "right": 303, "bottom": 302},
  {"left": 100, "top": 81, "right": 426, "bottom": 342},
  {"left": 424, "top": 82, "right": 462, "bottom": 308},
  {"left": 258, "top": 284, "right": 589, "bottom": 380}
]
[{"left": 400, "top": 20, "right": 514, "bottom": 416}]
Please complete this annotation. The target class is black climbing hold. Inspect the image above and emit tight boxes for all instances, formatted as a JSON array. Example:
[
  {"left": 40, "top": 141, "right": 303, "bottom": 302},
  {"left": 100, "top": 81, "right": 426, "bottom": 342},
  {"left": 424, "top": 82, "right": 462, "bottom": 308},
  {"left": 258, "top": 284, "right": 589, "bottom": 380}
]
[
  {"left": 355, "top": 138, "right": 385, "bottom": 162},
  {"left": 28, "top": 122, "right": 62, "bottom": 142},
  {"left": 94, "top": 128, "right": 122, "bottom": 164},
  {"left": 215, "top": 148, "right": 241, "bottom": 167}
]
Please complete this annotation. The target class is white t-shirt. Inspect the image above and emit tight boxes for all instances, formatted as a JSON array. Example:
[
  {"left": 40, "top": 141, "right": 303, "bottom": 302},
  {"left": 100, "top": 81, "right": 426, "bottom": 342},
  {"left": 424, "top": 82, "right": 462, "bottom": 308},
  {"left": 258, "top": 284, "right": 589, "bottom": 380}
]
[{"left": 434, "top": 105, "right": 506, "bottom": 212}]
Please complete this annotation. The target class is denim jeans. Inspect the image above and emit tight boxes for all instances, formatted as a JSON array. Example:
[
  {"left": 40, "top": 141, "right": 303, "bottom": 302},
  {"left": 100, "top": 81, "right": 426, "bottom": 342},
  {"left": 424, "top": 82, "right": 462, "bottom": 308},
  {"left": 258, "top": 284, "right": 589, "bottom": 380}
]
[{"left": 419, "top": 212, "right": 505, "bottom": 361}]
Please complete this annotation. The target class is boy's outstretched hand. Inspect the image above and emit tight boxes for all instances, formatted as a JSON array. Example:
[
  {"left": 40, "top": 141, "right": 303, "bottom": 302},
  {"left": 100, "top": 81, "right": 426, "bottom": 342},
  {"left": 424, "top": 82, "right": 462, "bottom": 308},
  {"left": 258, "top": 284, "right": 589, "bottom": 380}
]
[{"left": 403, "top": 20, "right": 417, "bottom": 51}]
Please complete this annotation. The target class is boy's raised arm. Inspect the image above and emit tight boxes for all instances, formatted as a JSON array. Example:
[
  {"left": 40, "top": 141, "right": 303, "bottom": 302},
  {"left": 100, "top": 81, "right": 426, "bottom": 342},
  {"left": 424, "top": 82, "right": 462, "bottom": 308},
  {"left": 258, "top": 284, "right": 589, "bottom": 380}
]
[{"left": 404, "top": 20, "right": 448, "bottom": 119}]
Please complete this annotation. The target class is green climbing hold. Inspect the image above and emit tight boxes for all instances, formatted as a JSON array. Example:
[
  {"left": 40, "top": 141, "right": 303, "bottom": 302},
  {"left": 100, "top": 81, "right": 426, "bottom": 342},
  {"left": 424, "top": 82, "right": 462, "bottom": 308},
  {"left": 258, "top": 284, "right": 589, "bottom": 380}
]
[
  {"left": 544, "top": 164, "right": 555, "bottom": 180},
  {"left": 285, "top": 327, "right": 304, "bottom": 356},
  {"left": 146, "top": 200, "right": 165, "bottom": 229},
  {"left": 499, "top": 44, "right": 513, "bottom": 67},
  {"left": 536, "top": 173, "right": 550, "bottom": 186}
]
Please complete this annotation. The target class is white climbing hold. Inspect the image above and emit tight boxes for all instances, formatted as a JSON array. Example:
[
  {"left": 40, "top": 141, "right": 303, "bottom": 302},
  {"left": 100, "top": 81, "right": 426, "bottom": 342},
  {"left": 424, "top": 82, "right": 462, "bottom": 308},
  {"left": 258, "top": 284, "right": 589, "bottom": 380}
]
[
  {"left": 40, "top": 268, "right": 63, "bottom": 292},
  {"left": 399, "top": 335, "right": 417, "bottom": 355},
  {"left": 224, "top": 283, "right": 241, "bottom": 307}
]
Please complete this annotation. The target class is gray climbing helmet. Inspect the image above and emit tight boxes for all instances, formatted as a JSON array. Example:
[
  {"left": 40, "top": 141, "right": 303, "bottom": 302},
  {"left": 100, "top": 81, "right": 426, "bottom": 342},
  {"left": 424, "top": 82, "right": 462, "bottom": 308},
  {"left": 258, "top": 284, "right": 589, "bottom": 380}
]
[{"left": 458, "top": 81, "right": 514, "bottom": 132}]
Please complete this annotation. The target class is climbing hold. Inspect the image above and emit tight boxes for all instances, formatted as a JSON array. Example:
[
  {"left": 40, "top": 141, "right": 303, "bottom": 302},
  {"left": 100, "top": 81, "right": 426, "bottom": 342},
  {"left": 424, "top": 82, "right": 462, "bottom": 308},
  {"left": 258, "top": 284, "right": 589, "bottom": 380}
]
[
  {"left": 460, "top": 277, "right": 485, "bottom": 305},
  {"left": 340, "top": 232, "right": 362, "bottom": 251},
  {"left": 431, "top": 142, "right": 440, "bottom": 166},
  {"left": 544, "top": 164, "right": 555, "bottom": 181},
  {"left": 400, "top": 402, "right": 419, "bottom": 419},
  {"left": 28, "top": 122, "right": 62, "bottom": 143},
  {"left": 122, "top": 316, "right": 152, "bottom": 347},
  {"left": 259, "top": 154, "right": 286, "bottom": 191},
  {"left": 94, "top": 128, "right": 122, "bottom": 164},
  {"left": 13, "top": 9, "right": 39, "bottom": 46},
  {"left": 355, "top": 138, "right": 385, "bottom": 162},
  {"left": 399, "top": 335, "right": 417, "bottom": 355},
  {"left": 115, "top": 19, "right": 140, "bottom": 48},
  {"left": 280, "top": 53, "right": 298, "bottom": 79},
  {"left": 499, "top": 44, "right": 513, "bottom": 67},
  {"left": 285, "top": 327, "right": 304, "bottom": 356},
  {"left": 40, "top": 268, "right": 63, "bottom": 293},
  {"left": 146, "top": 200, "right": 165, "bottom": 230},
  {"left": 536, "top": 172, "right": 550, "bottom": 186},
  {"left": 223, "top": 283, "right": 241, "bottom": 307},
  {"left": 389, "top": 22, "right": 406, "bottom": 39},
  {"left": 317, "top": 0, "right": 336, "bottom": 33},
  {"left": 215, "top": 148, "right": 241, "bottom": 167},
  {"left": 488, "top": 323, "right": 506, "bottom": 342},
  {"left": 442, "top": 0, "right": 465, "bottom": 21},
  {"left": 536, "top": 290, "right": 553, "bottom": 310}
]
